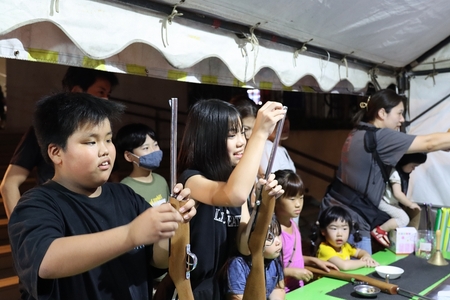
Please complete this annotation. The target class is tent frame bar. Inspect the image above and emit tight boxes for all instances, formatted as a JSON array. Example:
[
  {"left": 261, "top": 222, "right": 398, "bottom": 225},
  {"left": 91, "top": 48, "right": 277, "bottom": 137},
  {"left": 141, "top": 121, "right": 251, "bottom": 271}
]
[
  {"left": 404, "top": 91, "right": 450, "bottom": 127},
  {"left": 112, "top": 0, "right": 398, "bottom": 76},
  {"left": 405, "top": 35, "right": 450, "bottom": 72},
  {"left": 406, "top": 67, "right": 450, "bottom": 77}
]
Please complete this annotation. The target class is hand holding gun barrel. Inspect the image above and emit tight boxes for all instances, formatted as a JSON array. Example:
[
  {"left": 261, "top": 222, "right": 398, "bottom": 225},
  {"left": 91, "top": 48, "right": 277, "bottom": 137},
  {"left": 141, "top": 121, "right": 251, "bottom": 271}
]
[
  {"left": 153, "top": 98, "right": 198, "bottom": 300},
  {"left": 242, "top": 106, "right": 287, "bottom": 300}
]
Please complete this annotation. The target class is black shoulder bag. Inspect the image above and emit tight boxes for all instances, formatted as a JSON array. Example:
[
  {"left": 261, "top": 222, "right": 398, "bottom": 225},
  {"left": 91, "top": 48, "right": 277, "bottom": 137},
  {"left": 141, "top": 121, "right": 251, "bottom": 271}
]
[{"left": 326, "top": 126, "right": 391, "bottom": 228}]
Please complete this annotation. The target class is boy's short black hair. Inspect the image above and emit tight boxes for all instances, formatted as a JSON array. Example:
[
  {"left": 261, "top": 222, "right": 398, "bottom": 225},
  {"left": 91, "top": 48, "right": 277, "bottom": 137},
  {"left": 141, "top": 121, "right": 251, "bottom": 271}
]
[
  {"left": 115, "top": 123, "right": 158, "bottom": 155},
  {"left": 61, "top": 67, "right": 119, "bottom": 91},
  {"left": 34, "top": 92, "right": 125, "bottom": 164}
]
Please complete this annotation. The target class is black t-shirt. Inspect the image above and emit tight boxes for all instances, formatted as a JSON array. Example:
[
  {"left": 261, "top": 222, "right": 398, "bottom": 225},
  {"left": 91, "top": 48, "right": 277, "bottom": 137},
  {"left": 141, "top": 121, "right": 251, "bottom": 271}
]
[
  {"left": 10, "top": 126, "right": 54, "bottom": 184},
  {"left": 179, "top": 169, "right": 241, "bottom": 300},
  {"left": 9, "top": 181, "right": 156, "bottom": 300}
]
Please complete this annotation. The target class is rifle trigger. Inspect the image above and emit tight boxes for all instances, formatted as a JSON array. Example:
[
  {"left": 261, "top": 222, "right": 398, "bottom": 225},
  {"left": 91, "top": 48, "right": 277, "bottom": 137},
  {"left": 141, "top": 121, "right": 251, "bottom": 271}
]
[{"left": 186, "top": 244, "right": 198, "bottom": 279}]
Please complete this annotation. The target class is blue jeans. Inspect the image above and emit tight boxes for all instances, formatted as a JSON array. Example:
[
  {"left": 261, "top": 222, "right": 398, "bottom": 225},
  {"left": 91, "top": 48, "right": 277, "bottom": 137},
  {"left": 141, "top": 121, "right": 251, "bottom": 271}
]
[{"left": 348, "top": 234, "right": 372, "bottom": 255}]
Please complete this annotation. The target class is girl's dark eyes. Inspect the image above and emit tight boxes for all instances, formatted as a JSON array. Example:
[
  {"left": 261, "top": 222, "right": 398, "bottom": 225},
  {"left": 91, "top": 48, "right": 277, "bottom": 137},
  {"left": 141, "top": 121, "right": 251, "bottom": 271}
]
[
  {"left": 289, "top": 196, "right": 304, "bottom": 201},
  {"left": 329, "top": 227, "right": 349, "bottom": 230}
]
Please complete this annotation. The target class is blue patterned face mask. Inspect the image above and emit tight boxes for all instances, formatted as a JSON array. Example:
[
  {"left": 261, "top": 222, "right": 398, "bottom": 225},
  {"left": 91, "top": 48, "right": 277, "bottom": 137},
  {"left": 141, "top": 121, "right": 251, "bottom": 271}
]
[{"left": 129, "top": 150, "right": 163, "bottom": 170}]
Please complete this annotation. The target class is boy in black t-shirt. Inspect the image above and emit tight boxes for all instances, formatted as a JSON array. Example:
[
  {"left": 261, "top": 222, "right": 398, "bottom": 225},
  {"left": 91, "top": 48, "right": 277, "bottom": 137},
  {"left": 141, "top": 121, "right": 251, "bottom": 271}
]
[
  {"left": 8, "top": 92, "right": 196, "bottom": 300},
  {"left": 1, "top": 66, "right": 120, "bottom": 219}
]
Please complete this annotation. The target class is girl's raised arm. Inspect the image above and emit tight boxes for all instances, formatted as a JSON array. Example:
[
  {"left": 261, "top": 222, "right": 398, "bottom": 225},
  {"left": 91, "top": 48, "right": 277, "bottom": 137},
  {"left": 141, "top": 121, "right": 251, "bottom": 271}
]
[{"left": 187, "top": 102, "right": 286, "bottom": 207}]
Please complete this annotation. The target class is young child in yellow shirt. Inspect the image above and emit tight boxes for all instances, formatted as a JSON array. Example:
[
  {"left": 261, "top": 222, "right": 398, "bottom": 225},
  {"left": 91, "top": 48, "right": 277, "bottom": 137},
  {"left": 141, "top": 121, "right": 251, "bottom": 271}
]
[{"left": 311, "top": 206, "right": 379, "bottom": 271}]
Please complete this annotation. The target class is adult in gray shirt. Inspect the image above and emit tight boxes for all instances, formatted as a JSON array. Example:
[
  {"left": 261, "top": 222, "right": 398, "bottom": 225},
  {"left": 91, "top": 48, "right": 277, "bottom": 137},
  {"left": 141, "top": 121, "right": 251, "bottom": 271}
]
[{"left": 321, "top": 89, "right": 450, "bottom": 254}]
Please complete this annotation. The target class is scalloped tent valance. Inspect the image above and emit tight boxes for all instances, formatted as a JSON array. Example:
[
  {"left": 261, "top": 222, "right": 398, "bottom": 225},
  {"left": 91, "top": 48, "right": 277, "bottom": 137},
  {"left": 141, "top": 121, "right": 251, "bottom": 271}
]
[
  {"left": 0, "top": 0, "right": 406, "bottom": 93},
  {"left": 2, "top": 0, "right": 450, "bottom": 204}
]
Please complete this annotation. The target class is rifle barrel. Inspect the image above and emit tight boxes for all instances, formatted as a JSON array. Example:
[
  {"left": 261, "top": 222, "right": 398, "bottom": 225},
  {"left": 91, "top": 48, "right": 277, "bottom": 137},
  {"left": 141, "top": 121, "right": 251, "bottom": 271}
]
[
  {"left": 263, "top": 106, "right": 287, "bottom": 180},
  {"left": 169, "top": 98, "right": 178, "bottom": 192},
  {"left": 166, "top": 97, "right": 196, "bottom": 300}
]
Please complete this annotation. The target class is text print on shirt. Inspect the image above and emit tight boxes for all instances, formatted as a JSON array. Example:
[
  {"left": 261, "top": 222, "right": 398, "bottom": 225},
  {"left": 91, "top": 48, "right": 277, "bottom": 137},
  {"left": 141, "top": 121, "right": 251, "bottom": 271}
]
[{"left": 214, "top": 207, "right": 241, "bottom": 226}]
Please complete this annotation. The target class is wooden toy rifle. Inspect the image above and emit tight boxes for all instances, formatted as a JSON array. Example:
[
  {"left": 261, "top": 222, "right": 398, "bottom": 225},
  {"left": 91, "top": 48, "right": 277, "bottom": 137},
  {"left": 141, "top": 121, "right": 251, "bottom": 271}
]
[
  {"left": 306, "top": 266, "right": 434, "bottom": 300},
  {"left": 242, "top": 107, "right": 287, "bottom": 300},
  {"left": 154, "top": 98, "right": 197, "bottom": 300}
]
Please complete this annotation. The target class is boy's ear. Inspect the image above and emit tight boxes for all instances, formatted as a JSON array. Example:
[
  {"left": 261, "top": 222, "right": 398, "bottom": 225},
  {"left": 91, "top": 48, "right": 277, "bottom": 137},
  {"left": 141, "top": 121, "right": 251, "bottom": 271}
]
[
  {"left": 124, "top": 151, "right": 133, "bottom": 163},
  {"left": 48, "top": 143, "right": 62, "bottom": 165},
  {"left": 71, "top": 85, "right": 83, "bottom": 93}
]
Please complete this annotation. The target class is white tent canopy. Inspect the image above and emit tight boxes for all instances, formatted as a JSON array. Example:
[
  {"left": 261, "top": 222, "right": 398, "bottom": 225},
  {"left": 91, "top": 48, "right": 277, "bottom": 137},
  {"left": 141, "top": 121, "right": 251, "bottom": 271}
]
[
  {"left": 3, "top": 0, "right": 450, "bottom": 91},
  {"left": 2, "top": 0, "right": 450, "bottom": 205},
  {"left": 9, "top": 0, "right": 447, "bottom": 92}
]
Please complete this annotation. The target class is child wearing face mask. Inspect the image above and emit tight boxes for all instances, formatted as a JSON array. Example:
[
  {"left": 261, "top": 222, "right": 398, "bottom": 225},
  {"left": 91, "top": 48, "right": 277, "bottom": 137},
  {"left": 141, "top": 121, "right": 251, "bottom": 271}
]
[{"left": 115, "top": 123, "right": 169, "bottom": 207}]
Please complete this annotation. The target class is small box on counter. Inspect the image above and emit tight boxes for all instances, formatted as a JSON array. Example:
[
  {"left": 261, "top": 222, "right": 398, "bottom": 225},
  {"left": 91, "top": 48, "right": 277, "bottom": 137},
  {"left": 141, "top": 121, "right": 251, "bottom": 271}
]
[{"left": 388, "top": 227, "right": 417, "bottom": 255}]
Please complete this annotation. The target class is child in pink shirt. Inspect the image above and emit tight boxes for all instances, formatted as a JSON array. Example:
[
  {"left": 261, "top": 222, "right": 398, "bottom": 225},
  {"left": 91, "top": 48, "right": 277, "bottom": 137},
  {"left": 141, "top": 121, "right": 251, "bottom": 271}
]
[{"left": 274, "top": 169, "right": 338, "bottom": 293}]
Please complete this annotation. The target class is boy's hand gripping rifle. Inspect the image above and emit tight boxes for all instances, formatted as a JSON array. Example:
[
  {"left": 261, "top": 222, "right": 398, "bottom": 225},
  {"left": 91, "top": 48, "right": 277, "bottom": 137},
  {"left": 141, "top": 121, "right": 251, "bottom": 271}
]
[
  {"left": 155, "top": 98, "right": 197, "bottom": 300},
  {"left": 243, "top": 107, "right": 287, "bottom": 300}
]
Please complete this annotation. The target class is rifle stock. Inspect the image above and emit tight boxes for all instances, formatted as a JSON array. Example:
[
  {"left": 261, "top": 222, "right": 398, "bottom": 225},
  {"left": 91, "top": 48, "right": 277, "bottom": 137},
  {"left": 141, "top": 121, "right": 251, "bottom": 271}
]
[
  {"left": 168, "top": 196, "right": 195, "bottom": 300},
  {"left": 153, "top": 202, "right": 194, "bottom": 300},
  {"left": 242, "top": 189, "right": 276, "bottom": 300},
  {"left": 305, "top": 266, "right": 399, "bottom": 295}
]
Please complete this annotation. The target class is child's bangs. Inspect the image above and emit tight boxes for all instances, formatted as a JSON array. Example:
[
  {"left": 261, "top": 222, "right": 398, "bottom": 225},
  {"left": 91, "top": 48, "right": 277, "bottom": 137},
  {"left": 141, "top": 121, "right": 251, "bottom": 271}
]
[
  {"left": 269, "top": 216, "right": 282, "bottom": 236},
  {"left": 228, "top": 113, "right": 242, "bottom": 134},
  {"left": 284, "top": 178, "right": 304, "bottom": 197},
  {"left": 336, "top": 217, "right": 349, "bottom": 225},
  {"left": 77, "top": 117, "right": 109, "bottom": 132}
]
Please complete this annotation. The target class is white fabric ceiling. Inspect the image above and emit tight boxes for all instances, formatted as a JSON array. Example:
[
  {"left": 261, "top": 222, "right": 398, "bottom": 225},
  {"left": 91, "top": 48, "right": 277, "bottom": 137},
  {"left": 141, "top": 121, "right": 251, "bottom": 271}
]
[
  {"left": 175, "top": 0, "right": 450, "bottom": 68},
  {"left": 406, "top": 74, "right": 450, "bottom": 207},
  {"left": 0, "top": 0, "right": 449, "bottom": 93}
]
